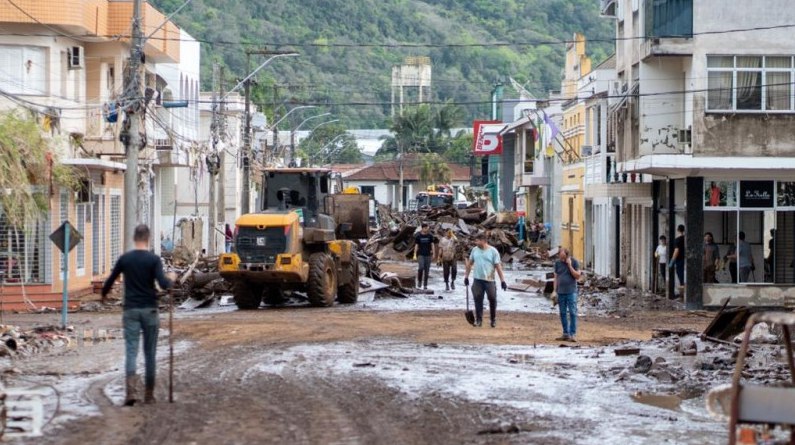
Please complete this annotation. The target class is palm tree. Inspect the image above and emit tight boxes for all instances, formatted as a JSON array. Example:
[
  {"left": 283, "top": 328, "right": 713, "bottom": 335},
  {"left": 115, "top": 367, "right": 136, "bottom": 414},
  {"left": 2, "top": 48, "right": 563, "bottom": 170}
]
[{"left": 419, "top": 153, "right": 452, "bottom": 186}]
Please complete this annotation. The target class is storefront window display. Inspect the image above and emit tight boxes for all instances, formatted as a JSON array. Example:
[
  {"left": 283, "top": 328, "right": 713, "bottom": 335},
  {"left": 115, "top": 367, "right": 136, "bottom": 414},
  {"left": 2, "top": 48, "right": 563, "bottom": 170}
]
[{"left": 703, "top": 180, "right": 792, "bottom": 285}]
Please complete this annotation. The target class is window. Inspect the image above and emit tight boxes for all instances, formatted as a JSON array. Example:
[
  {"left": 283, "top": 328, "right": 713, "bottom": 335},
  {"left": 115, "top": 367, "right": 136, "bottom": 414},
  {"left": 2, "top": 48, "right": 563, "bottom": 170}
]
[
  {"left": 110, "top": 195, "right": 121, "bottom": 266},
  {"left": 359, "top": 186, "right": 375, "bottom": 198},
  {"left": 707, "top": 55, "right": 794, "bottom": 112},
  {"left": 76, "top": 204, "right": 85, "bottom": 273},
  {"left": 0, "top": 45, "right": 46, "bottom": 95}
]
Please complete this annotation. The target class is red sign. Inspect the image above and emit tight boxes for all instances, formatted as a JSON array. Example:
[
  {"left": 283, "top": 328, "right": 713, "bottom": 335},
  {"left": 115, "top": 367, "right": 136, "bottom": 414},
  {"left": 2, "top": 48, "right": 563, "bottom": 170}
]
[{"left": 473, "top": 120, "right": 503, "bottom": 156}]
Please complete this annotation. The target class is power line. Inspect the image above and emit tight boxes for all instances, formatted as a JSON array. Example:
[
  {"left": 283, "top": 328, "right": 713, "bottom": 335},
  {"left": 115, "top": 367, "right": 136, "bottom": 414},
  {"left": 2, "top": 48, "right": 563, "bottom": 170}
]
[{"left": 0, "top": 21, "right": 794, "bottom": 49}]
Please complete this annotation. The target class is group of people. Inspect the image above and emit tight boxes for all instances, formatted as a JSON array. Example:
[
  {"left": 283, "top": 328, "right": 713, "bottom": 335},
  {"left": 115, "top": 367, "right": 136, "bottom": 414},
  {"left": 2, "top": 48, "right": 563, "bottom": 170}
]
[
  {"left": 654, "top": 224, "right": 758, "bottom": 297},
  {"left": 103, "top": 221, "right": 582, "bottom": 408},
  {"left": 414, "top": 224, "right": 580, "bottom": 339}
]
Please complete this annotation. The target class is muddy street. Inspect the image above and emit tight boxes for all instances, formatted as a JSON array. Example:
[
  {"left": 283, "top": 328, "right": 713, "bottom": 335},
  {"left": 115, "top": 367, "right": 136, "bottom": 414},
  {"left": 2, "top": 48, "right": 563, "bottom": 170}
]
[{"left": 0, "top": 272, "right": 732, "bottom": 445}]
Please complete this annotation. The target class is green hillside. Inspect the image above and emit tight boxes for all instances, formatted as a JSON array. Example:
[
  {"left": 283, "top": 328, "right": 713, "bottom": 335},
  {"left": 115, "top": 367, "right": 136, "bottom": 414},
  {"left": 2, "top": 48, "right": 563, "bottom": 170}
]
[{"left": 151, "top": 0, "right": 614, "bottom": 128}]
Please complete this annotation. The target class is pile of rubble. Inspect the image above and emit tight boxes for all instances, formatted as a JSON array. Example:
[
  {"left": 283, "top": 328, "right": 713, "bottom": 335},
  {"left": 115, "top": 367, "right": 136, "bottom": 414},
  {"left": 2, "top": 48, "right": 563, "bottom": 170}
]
[
  {"left": 365, "top": 205, "right": 547, "bottom": 268},
  {"left": 0, "top": 325, "right": 73, "bottom": 357}
]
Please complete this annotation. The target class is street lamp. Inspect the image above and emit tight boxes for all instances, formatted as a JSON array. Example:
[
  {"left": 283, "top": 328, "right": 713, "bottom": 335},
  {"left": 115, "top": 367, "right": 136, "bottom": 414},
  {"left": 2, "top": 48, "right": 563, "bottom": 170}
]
[
  {"left": 289, "top": 113, "right": 331, "bottom": 166},
  {"left": 311, "top": 134, "right": 345, "bottom": 166}
]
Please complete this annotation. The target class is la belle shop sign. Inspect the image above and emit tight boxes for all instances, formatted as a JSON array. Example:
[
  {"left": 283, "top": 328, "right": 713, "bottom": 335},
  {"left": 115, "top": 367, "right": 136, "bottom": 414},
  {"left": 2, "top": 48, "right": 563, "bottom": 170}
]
[{"left": 739, "top": 181, "right": 774, "bottom": 208}]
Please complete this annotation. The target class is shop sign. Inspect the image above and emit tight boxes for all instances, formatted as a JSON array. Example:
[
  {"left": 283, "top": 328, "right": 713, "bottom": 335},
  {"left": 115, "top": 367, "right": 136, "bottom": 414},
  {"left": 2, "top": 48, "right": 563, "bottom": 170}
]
[
  {"left": 473, "top": 120, "right": 503, "bottom": 156},
  {"left": 739, "top": 181, "right": 774, "bottom": 208},
  {"left": 516, "top": 194, "right": 527, "bottom": 217}
]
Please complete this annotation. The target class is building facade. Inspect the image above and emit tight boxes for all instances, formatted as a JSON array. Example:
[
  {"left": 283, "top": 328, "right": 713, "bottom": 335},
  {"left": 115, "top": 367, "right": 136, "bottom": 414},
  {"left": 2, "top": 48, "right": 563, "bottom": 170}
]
[
  {"left": 0, "top": 0, "right": 191, "bottom": 309},
  {"left": 603, "top": 0, "right": 795, "bottom": 307}
]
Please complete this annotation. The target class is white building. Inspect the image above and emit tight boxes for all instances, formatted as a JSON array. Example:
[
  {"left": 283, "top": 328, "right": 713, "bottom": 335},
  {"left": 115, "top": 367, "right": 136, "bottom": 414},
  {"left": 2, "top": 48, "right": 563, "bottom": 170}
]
[{"left": 603, "top": 0, "right": 795, "bottom": 307}]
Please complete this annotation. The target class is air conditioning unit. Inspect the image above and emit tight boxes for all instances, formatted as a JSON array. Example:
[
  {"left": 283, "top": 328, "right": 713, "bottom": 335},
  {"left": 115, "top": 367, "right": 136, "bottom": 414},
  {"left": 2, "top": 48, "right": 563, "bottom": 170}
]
[{"left": 68, "top": 47, "right": 83, "bottom": 69}]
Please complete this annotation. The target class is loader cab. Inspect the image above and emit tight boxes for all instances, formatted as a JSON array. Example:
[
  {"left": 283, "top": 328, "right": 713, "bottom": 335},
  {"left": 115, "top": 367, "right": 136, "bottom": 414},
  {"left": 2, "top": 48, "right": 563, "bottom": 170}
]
[{"left": 260, "top": 168, "right": 333, "bottom": 227}]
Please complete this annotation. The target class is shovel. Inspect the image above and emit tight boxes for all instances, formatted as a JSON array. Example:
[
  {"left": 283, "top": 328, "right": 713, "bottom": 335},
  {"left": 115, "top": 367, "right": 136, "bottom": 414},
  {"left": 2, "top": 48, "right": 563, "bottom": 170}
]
[{"left": 465, "top": 284, "right": 475, "bottom": 326}]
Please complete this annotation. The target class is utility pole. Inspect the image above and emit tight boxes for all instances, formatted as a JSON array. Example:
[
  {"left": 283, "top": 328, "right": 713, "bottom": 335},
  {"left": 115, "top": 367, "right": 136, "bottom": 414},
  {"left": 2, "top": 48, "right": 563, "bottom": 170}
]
[
  {"left": 217, "top": 66, "right": 227, "bottom": 224},
  {"left": 271, "top": 84, "right": 280, "bottom": 164},
  {"left": 122, "top": 0, "right": 145, "bottom": 251},
  {"left": 241, "top": 52, "right": 253, "bottom": 214},
  {"left": 241, "top": 50, "right": 295, "bottom": 212},
  {"left": 208, "top": 63, "right": 220, "bottom": 256}
]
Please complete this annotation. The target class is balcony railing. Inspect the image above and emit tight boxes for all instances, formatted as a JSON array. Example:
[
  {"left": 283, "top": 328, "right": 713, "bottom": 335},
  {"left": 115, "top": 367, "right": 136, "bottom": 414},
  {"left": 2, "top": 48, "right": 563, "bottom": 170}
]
[{"left": 644, "top": 0, "right": 693, "bottom": 38}]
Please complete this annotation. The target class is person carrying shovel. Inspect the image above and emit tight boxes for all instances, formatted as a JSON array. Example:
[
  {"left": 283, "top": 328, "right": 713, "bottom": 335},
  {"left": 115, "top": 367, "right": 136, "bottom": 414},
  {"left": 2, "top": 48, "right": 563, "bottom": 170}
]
[
  {"left": 101, "top": 224, "right": 175, "bottom": 406},
  {"left": 463, "top": 233, "right": 508, "bottom": 327}
]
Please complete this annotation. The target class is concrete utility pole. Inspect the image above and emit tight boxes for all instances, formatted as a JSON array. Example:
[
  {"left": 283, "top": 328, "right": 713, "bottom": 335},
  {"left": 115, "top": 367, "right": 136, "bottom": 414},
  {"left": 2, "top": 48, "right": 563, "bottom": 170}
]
[
  {"left": 240, "top": 50, "right": 297, "bottom": 213},
  {"left": 207, "top": 63, "right": 220, "bottom": 256},
  {"left": 122, "top": 0, "right": 145, "bottom": 251},
  {"left": 241, "top": 53, "right": 253, "bottom": 214},
  {"left": 217, "top": 66, "right": 226, "bottom": 224}
]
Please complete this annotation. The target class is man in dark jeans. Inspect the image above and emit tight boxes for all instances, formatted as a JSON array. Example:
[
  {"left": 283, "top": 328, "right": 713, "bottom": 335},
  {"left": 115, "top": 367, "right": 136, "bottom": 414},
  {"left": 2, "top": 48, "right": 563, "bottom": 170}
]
[
  {"left": 668, "top": 224, "right": 686, "bottom": 299},
  {"left": 102, "top": 224, "right": 174, "bottom": 406},
  {"left": 413, "top": 223, "right": 438, "bottom": 290},
  {"left": 463, "top": 233, "right": 508, "bottom": 327}
]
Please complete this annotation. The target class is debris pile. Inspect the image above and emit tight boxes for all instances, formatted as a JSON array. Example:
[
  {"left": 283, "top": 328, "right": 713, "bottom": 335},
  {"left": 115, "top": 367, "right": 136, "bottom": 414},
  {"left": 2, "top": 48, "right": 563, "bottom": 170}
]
[
  {"left": 0, "top": 325, "right": 73, "bottom": 357},
  {"left": 166, "top": 254, "right": 231, "bottom": 309},
  {"left": 366, "top": 205, "right": 547, "bottom": 268}
]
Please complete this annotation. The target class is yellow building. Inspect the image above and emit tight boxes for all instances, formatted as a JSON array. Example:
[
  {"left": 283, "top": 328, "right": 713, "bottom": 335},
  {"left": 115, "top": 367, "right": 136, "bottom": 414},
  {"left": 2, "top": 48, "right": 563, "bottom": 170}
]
[{"left": 559, "top": 34, "right": 591, "bottom": 262}]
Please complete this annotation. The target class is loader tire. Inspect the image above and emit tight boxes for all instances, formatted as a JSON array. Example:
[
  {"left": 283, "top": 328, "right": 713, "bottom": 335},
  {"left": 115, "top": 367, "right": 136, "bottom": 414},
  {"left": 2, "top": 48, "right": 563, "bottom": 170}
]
[
  {"left": 308, "top": 253, "right": 336, "bottom": 307},
  {"left": 233, "top": 282, "right": 262, "bottom": 310},
  {"left": 337, "top": 257, "right": 359, "bottom": 304},
  {"left": 263, "top": 288, "right": 287, "bottom": 306}
]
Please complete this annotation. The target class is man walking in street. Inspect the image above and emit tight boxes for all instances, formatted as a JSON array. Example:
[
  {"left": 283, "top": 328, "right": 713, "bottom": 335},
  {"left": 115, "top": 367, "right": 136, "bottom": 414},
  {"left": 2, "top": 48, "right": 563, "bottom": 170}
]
[
  {"left": 463, "top": 233, "right": 508, "bottom": 327},
  {"left": 554, "top": 247, "right": 581, "bottom": 342},
  {"left": 737, "top": 230, "right": 755, "bottom": 282},
  {"left": 437, "top": 228, "right": 458, "bottom": 291},
  {"left": 102, "top": 224, "right": 174, "bottom": 406},
  {"left": 413, "top": 223, "right": 438, "bottom": 290}
]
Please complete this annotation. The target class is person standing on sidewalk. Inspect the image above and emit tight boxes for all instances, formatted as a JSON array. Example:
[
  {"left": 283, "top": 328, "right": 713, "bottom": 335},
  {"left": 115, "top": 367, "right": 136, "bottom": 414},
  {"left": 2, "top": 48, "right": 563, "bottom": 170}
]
[
  {"left": 101, "top": 224, "right": 174, "bottom": 406},
  {"left": 654, "top": 236, "right": 668, "bottom": 292},
  {"left": 437, "top": 229, "right": 458, "bottom": 291},
  {"left": 554, "top": 247, "right": 581, "bottom": 342},
  {"left": 463, "top": 233, "right": 508, "bottom": 327},
  {"left": 668, "top": 224, "right": 686, "bottom": 298},
  {"left": 413, "top": 223, "right": 438, "bottom": 290}
]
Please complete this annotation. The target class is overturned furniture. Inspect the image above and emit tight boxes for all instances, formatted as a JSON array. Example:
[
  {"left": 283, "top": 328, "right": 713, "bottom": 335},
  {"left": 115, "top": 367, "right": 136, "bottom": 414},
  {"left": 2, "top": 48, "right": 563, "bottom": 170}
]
[{"left": 706, "top": 312, "right": 795, "bottom": 445}]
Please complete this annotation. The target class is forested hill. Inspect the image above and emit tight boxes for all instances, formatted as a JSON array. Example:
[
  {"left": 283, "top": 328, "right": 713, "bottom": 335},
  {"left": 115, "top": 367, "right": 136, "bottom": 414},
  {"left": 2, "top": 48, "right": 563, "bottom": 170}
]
[{"left": 151, "top": 0, "right": 614, "bottom": 128}]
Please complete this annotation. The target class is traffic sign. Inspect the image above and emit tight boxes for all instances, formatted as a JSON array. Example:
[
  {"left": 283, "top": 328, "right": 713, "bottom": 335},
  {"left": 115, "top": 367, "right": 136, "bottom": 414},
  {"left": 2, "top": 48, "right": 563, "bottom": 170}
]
[{"left": 50, "top": 221, "right": 82, "bottom": 254}]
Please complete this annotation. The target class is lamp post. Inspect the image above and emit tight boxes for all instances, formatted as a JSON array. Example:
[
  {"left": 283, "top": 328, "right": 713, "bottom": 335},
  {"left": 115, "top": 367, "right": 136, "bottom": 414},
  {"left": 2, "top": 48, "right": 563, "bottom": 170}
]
[
  {"left": 314, "top": 134, "right": 346, "bottom": 166},
  {"left": 268, "top": 105, "right": 316, "bottom": 162},
  {"left": 289, "top": 113, "right": 331, "bottom": 166}
]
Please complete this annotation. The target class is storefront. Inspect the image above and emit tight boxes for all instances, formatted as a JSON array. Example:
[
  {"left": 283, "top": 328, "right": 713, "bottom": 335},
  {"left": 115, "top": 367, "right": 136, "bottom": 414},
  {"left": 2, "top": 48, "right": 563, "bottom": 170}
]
[{"left": 702, "top": 179, "right": 795, "bottom": 306}]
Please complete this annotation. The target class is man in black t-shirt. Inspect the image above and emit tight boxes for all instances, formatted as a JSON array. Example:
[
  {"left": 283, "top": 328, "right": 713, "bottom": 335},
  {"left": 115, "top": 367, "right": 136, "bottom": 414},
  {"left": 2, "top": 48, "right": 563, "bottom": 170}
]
[
  {"left": 413, "top": 223, "right": 438, "bottom": 290},
  {"left": 102, "top": 224, "right": 174, "bottom": 406},
  {"left": 668, "top": 224, "right": 686, "bottom": 298}
]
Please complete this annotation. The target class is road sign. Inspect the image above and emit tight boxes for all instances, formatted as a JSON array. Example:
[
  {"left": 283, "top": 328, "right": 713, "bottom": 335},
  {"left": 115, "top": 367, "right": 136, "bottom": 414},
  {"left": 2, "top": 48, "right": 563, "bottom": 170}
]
[
  {"left": 49, "top": 221, "right": 81, "bottom": 328},
  {"left": 50, "top": 221, "right": 82, "bottom": 254}
]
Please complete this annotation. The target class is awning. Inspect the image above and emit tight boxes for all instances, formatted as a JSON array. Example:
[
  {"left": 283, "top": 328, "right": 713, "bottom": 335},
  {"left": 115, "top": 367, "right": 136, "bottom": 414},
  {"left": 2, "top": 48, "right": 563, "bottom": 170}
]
[
  {"left": 620, "top": 154, "right": 795, "bottom": 179},
  {"left": 62, "top": 158, "right": 126, "bottom": 172},
  {"left": 500, "top": 116, "right": 535, "bottom": 135}
]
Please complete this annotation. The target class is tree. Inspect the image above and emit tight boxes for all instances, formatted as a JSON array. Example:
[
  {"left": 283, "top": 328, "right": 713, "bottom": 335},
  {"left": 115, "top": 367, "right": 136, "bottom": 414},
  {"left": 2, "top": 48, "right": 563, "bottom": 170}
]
[
  {"left": 0, "top": 111, "right": 77, "bottom": 227},
  {"left": 443, "top": 131, "right": 474, "bottom": 164},
  {"left": 419, "top": 153, "right": 452, "bottom": 185},
  {"left": 298, "top": 123, "right": 362, "bottom": 166}
]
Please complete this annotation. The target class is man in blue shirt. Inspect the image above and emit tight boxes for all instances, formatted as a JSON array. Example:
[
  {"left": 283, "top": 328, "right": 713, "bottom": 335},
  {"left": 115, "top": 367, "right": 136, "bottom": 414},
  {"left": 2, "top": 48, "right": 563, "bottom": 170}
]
[
  {"left": 554, "top": 247, "right": 581, "bottom": 342},
  {"left": 102, "top": 224, "right": 174, "bottom": 406},
  {"left": 463, "top": 233, "right": 508, "bottom": 327}
]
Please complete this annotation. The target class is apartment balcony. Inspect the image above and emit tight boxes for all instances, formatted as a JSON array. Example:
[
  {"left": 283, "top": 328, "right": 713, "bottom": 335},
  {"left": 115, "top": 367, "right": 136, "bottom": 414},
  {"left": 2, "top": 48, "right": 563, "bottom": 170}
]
[
  {"left": 641, "top": 0, "right": 693, "bottom": 60},
  {"left": 0, "top": 0, "right": 179, "bottom": 63}
]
